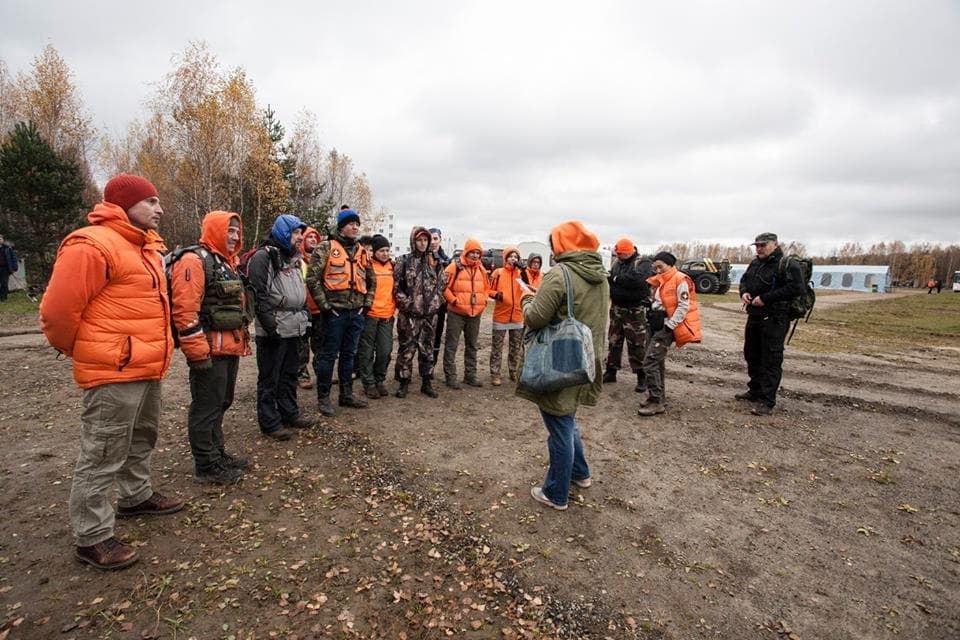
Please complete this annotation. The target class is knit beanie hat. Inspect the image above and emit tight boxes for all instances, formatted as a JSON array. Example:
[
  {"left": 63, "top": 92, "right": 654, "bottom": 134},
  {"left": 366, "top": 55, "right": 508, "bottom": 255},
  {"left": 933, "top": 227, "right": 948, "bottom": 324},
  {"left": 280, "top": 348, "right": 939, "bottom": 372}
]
[
  {"left": 614, "top": 237, "right": 635, "bottom": 254},
  {"left": 653, "top": 251, "right": 677, "bottom": 266},
  {"left": 371, "top": 234, "right": 390, "bottom": 252},
  {"left": 103, "top": 174, "right": 159, "bottom": 212},
  {"left": 337, "top": 208, "right": 361, "bottom": 229}
]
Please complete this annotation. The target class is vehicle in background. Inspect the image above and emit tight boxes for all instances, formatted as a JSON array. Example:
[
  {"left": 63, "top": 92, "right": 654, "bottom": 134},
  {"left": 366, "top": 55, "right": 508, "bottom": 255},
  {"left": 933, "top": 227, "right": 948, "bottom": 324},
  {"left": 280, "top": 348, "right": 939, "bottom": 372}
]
[
  {"left": 452, "top": 248, "right": 504, "bottom": 272},
  {"left": 680, "top": 257, "right": 732, "bottom": 294},
  {"left": 953, "top": 270, "right": 960, "bottom": 292}
]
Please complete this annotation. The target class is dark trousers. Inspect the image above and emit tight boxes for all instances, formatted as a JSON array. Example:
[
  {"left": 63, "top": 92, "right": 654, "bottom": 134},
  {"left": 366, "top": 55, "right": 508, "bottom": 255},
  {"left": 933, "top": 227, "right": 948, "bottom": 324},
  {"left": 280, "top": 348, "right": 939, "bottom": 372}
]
[
  {"left": 256, "top": 336, "right": 302, "bottom": 433},
  {"left": 744, "top": 315, "right": 789, "bottom": 407},
  {"left": 188, "top": 355, "right": 239, "bottom": 470},
  {"left": 432, "top": 302, "right": 447, "bottom": 363},
  {"left": 314, "top": 308, "right": 366, "bottom": 395},
  {"left": 0, "top": 269, "right": 9, "bottom": 301},
  {"left": 357, "top": 315, "right": 394, "bottom": 386}
]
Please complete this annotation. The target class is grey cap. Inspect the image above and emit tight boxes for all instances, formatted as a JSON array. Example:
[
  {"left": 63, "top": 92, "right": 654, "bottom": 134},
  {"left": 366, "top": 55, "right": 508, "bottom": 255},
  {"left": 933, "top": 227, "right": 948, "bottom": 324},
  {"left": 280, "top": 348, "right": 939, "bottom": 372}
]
[{"left": 753, "top": 232, "right": 778, "bottom": 244}]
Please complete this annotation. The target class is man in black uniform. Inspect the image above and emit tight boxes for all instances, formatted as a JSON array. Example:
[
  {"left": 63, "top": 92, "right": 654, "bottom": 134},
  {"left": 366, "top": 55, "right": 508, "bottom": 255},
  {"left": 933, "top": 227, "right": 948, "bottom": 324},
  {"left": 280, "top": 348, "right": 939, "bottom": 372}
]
[
  {"left": 603, "top": 237, "right": 653, "bottom": 392},
  {"left": 737, "top": 232, "right": 804, "bottom": 416}
]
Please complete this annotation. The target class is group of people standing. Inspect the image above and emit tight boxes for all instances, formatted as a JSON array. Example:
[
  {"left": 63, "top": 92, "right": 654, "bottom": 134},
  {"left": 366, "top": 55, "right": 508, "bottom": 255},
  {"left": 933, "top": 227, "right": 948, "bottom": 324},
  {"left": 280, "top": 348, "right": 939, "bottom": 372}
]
[{"left": 39, "top": 172, "right": 804, "bottom": 569}]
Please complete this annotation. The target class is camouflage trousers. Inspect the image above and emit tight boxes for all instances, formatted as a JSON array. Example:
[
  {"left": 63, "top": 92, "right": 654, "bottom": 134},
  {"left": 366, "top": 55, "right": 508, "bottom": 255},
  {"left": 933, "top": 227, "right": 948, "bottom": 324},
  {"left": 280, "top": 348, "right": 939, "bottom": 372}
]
[
  {"left": 395, "top": 312, "right": 437, "bottom": 381},
  {"left": 605, "top": 305, "right": 648, "bottom": 372},
  {"left": 490, "top": 328, "right": 523, "bottom": 378}
]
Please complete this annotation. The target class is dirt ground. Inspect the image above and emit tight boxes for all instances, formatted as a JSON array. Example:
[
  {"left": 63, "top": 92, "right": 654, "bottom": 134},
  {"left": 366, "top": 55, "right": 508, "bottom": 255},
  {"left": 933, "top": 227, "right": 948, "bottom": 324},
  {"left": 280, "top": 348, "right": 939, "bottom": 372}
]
[{"left": 1, "top": 290, "right": 958, "bottom": 640}]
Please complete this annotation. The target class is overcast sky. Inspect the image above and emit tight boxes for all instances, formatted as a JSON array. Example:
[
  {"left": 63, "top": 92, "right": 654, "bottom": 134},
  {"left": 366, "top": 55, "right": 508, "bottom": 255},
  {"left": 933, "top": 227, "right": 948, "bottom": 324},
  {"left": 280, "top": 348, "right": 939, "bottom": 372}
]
[{"left": 2, "top": 0, "right": 958, "bottom": 254}]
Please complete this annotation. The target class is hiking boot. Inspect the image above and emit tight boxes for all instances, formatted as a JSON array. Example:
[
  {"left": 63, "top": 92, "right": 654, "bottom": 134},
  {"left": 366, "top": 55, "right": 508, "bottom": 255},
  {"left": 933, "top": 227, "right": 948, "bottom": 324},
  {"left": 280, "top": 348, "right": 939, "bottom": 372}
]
[
  {"left": 339, "top": 394, "right": 368, "bottom": 409},
  {"left": 376, "top": 382, "right": 389, "bottom": 396},
  {"left": 117, "top": 492, "right": 185, "bottom": 518},
  {"left": 637, "top": 399, "right": 666, "bottom": 416},
  {"left": 220, "top": 452, "right": 249, "bottom": 470},
  {"left": 395, "top": 380, "right": 410, "bottom": 398},
  {"left": 464, "top": 376, "right": 484, "bottom": 387},
  {"left": 285, "top": 415, "right": 315, "bottom": 429},
  {"left": 298, "top": 377, "right": 314, "bottom": 390},
  {"left": 195, "top": 463, "right": 243, "bottom": 485},
  {"left": 263, "top": 427, "right": 293, "bottom": 441},
  {"left": 572, "top": 477, "right": 593, "bottom": 488},
  {"left": 491, "top": 375, "right": 502, "bottom": 387},
  {"left": 634, "top": 372, "right": 646, "bottom": 393},
  {"left": 530, "top": 486, "right": 567, "bottom": 511},
  {"left": 420, "top": 379, "right": 439, "bottom": 398},
  {"left": 508, "top": 370, "right": 517, "bottom": 382},
  {"left": 363, "top": 384, "right": 381, "bottom": 399},
  {"left": 735, "top": 391, "right": 757, "bottom": 401},
  {"left": 751, "top": 403, "right": 774, "bottom": 416},
  {"left": 318, "top": 392, "right": 336, "bottom": 417},
  {"left": 601, "top": 368, "right": 617, "bottom": 384},
  {"left": 444, "top": 378, "right": 462, "bottom": 390},
  {"left": 75, "top": 537, "right": 139, "bottom": 570}
]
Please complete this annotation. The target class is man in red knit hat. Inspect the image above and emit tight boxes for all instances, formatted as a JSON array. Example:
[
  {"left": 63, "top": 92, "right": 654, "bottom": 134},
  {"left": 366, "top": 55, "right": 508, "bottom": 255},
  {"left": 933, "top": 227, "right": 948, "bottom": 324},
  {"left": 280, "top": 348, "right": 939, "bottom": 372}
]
[{"left": 40, "top": 174, "right": 185, "bottom": 571}]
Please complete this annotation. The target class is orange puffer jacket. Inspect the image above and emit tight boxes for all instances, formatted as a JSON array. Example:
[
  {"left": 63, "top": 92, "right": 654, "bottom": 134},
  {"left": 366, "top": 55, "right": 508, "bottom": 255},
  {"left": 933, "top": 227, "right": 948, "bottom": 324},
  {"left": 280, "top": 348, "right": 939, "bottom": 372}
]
[
  {"left": 443, "top": 238, "right": 489, "bottom": 317},
  {"left": 648, "top": 266, "right": 702, "bottom": 348},
  {"left": 40, "top": 202, "right": 173, "bottom": 389},
  {"left": 369, "top": 259, "right": 396, "bottom": 319},
  {"left": 489, "top": 247, "right": 524, "bottom": 324}
]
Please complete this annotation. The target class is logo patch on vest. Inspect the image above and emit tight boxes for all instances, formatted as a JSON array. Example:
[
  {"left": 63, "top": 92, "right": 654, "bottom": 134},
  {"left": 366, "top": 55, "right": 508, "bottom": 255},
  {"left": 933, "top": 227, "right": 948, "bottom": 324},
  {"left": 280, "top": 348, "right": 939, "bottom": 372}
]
[
  {"left": 680, "top": 291, "right": 689, "bottom": 301},
  {"left": 332, "top": 248, "right": 342, "bottom": 258}
]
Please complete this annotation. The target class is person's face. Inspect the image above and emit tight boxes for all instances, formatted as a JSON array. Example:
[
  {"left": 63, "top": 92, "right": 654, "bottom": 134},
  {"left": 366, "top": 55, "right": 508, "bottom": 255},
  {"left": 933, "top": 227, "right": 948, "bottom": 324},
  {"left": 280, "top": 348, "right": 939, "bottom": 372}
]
[
  {"left": 466, "top": 249, "right": 481, "bottom": 260},
  {"left": 290, "top": 228, "right": 303, "bottom": 249},
  {"left": 415, "top": 234, "right": 430, "bottom": 252},
  {"left": 363, "top": 244, "right": 374, "bottom": 258},
  {"left": 754, "top": 241, "right": 777, "bottom": 259},
  {"left": 375, "top": 246, "right": 391, "bottom": 262},
  {"left": 126, "top": 197, "right": 163, "bottom": 231},
  {"left": 616, "top": 251, "right": 633, "bottom": 262},
  {"left": 304, "top": 234, "right": 318, "bottom": 252},
  {"left": 226, "top": 226, "right": 240, "bottom": 253},
  {"left": 506, "top": 252, "right": 519, "bottom": 265},
  {"left": 341, "top": 221, "right": 360, "bottom": 239},
  {"left": 653, "top": 260, "right": 670, "bottom": 274},
  {"left": 528, "top": 258, "right": 541, "bottom": 271},
  {"left": 430, "top": 232, "right": 441, "bottom": 251}
]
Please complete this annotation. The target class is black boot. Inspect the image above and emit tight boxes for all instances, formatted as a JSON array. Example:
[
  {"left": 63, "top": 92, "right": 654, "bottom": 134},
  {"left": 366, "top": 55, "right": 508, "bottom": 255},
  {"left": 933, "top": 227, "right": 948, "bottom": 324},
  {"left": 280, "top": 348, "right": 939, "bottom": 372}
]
[
  {"left": 602, "top": 367, "right": 617, "bottom": 383},
  {"left": 339, "top": 383, "right": 368, "bottom": 408},
  {"left": 421, "top": 378, "right": 439, "bottom": 398},
  {"left": 395, "top": 379, "right": 410, "bottom": 398},
  {"left": 634, "top": 371, "right": 647, "bottom": 393},
  {"left": 317, "top": 385, "right": 336, "bottom": 417}
]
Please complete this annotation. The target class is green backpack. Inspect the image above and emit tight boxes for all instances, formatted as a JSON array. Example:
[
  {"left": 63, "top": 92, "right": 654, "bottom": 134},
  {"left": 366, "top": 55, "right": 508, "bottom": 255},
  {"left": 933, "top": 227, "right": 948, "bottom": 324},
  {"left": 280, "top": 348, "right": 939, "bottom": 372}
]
[{"left": 778, "top": 255, "right": 815, "bottom": 342}]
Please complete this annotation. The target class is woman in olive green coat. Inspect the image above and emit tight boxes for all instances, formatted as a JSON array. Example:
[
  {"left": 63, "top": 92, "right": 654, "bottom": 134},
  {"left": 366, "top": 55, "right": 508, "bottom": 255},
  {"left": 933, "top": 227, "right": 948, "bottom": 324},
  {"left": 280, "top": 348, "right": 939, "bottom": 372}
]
[{"left": 516, "top": 221, "right": 609, "bottom": 510}]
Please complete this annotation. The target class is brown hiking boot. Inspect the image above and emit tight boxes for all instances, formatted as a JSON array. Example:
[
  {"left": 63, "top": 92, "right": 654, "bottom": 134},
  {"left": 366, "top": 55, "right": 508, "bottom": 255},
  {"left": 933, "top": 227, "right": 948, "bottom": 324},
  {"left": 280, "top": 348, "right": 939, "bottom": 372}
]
[
  {"left": 285, "top": 416, "right": 316, "bottom": 429},
  {"left": 444, "top": 378, "right": 462, "bottom": 390},
  {"left": 376, "top": 382, "right": 389, "bottom": 396},
  {"left": 491, "top": 375, "right": 502, "bottom": 387},
  {"left": 363, "top": 384, "right": 381, "bottom": 399},
  {"left": 75, "top": 537, "right": 139, "bottom": 570},
  {"left": 751, "top": 403, "right": 774, "bottom": 416},
  {"left": 263, "top": 427, "right": 293, "bottom": 441},
  {"left": 735, "top": 391, "right": 757, "bottom": 401},
  {"left": 117, "top": 492, "right": 185, "bottom": 518},
  {"left": 464, "top": 377, "right": 483, "bottom": 387},
  {"left": 637, "top": 400, "right": 665, "bottom": 416},
  {"left": 601, "top": 368, "right": 617, "bottom": 384}
]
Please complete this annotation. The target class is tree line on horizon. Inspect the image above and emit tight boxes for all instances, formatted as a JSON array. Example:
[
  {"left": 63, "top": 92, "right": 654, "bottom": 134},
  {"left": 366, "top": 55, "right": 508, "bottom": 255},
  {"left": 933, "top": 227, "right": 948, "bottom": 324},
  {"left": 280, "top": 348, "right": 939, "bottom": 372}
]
[{"left": 0, "top": 43, "right": 383, "bottom": 283}]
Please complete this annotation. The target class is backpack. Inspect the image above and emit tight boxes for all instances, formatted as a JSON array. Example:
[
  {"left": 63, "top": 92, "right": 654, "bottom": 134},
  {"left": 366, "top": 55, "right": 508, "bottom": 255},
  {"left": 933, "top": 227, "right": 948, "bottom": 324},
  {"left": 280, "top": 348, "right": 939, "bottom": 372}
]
[
  {"left": 778, "top": 255, "right": 816, "bottom": 342},
  {"left": 164, "top": 245, "right": 216, "bottom": 348}
]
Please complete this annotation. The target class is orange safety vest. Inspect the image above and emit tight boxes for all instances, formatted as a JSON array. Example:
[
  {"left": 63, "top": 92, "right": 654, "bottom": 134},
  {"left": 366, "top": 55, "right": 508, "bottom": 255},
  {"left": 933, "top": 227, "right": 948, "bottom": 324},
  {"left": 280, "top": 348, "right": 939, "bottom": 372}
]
[
  {"left": 322, "top": 238, "right": 368, "bottom": 294},
  {"left": 368, "top": 260, "right": 396, "bottom": 319},
  {"left": 648, "top": 267, "right": 702, "bottom": 348}
]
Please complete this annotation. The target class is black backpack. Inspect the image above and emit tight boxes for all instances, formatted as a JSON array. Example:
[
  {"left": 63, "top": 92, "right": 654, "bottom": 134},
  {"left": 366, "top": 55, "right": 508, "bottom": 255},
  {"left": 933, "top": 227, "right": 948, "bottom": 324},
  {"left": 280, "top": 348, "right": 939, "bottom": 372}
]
[
  {"left": 778, "top": 255, "right": 816, "bottom": 342},
  {"left": 164, "top": 246, "right": 217, "bottom": 348}
]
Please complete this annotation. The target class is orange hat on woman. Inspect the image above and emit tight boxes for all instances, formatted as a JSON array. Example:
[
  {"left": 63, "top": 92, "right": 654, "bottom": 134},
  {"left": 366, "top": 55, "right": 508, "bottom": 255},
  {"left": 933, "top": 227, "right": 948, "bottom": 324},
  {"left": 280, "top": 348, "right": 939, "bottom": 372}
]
[{"left": 614, "top": 237, "right": 634, "bottom": 255}]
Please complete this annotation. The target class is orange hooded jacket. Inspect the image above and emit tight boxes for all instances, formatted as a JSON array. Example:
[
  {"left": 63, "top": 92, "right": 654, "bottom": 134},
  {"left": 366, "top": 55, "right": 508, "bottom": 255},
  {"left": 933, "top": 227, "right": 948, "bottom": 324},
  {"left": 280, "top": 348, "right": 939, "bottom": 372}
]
[
  {"left": 489, "top": 246, "right": 524, "bottom": 324},
  {"left": 170, "top": 211, "right": 251, "bottom": 361},
  {"left": 40, "top": 202, "right": 173, "bottom": 389},
  {"left": 647, "top": 266, "right": 702, "bottom": 348},
  {"left": 443, "top": 238, "right": 489, "bottom": 317},
  {"left": 302, "top": 226, "right": 322, "bottom": 314}
]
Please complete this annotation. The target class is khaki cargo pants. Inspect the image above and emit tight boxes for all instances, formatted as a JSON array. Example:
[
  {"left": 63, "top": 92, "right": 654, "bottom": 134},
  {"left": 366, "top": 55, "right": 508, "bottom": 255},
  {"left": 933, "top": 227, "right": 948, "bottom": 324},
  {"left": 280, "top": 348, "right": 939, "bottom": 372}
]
[{"left": 70, "top": 380, "right": 161, "bottom": 547}]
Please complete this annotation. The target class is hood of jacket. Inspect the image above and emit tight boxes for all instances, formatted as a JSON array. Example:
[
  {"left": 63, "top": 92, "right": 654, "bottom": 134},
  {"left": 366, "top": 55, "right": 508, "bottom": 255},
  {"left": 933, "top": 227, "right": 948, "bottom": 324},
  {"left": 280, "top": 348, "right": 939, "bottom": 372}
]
[
  {"left": 549, "top": 220, "right": 599, "bottom": 257},
  {"left": 502, "top": 246, "right": 521, "bottom": 271},
  {"left": 270, "top": 214, "right": 307, "bottom": 252},
  {"left": 554, "top": 249, "right": 607, "bottom": 286},
  {"left": 409, "top": 226, "right": 432, "bottom": 256},
  {"left": 303, "top": 226, "right": 321, "bottom": 254},
  {"left": 526, "top": 253, "right": 542, "bottom": 271},
  {"left": 460, "top": 238, "right": 483, "bottom": 266},
  {"left": 199, "top": 211, "right": 242, "bottom": 264},
  {"left": 88, "top": 201, "right": 166, "bottom": 252}
]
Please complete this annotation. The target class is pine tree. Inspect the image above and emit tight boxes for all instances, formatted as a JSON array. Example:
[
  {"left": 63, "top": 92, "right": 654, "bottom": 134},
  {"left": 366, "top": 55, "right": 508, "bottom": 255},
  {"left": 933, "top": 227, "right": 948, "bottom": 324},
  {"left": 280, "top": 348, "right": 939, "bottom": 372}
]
[{"left": 0, "top": 121, "right": 85, "bottom": 283}]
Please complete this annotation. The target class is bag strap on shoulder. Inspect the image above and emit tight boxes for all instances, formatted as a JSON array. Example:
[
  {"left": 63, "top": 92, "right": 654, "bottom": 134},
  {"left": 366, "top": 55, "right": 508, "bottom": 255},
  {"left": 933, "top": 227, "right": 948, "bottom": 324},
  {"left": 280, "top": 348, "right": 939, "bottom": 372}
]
[{"left": 559, "top": 264, "right": 576, "bottom": 318}]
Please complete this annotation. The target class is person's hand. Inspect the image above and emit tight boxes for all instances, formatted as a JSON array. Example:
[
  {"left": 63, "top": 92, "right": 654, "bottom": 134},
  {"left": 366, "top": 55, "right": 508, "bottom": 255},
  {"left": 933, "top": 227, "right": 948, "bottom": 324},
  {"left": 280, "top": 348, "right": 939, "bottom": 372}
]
[
  {"left": 740, "top": 292, "right": 752, "bottom": 305},
  {"left": 495, "top": 292, "right": 504, "bottom": 301},
  {"left": 187, "top": 358, "right": 213, "bottom": 371},
  {"left": 750, "top": 296, "right": 765, "bottom": 308}
]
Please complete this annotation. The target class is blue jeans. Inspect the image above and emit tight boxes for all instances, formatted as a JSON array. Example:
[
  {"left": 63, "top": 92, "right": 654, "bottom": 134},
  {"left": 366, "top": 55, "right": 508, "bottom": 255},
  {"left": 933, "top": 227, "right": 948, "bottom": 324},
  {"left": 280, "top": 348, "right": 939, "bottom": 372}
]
[
  {"left": 314, "top": 308, "right": 366, "bottom": 390},
  {"left": 539, "top": 410, "right": 590, "bottom": 506}
]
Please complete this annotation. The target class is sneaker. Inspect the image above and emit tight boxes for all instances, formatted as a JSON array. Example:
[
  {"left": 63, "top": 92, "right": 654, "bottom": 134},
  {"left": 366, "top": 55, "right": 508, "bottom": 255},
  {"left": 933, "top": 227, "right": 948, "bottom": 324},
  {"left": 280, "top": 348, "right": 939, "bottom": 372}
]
[
  {"left": 220, "top": 452, "right": 249, "bottom": 470},
  {"left": 284, "top": 416, "right": 316, "bottom": 429},
  {"left": 464, "top": 377, "right": 484, "bottom": 388},
  {"left": 195, "top": 463, "right": 243, "bottom": 485},
  {"left": 376, "top": 382, "right": 389, "bottom": 396},
  {"left": 530, "top": 486, "right": 568, "bottom": 511},
  {"left": 363, "top": 384, "right": 381, "bottom": 399},
  {"left": 117, "top": 492, "right": 185, "bottom": 518},
  {"left": 637, "top": 400, "right": 666, "bottom": 416},
  {"left": 339, "top": 395, "right": 368, "bottom": 408},
  {"left": 735, "top": 391, "right": 757, "bottom": 401},
  {"left": 751, "top": 403, "right": 774, "bottom": 416},
  {"left": 263, "top": 427, "right": 293, "bottom": 441},
  {"left": 75, "top": 537, "right": 139, "bottom": 570},
  {"left": 444, "top": 378, "right": 462, "bottom": 390},
  {"left": 491, "top": 375, "right": 502, "bottom": 387},
  {"left": 572, "top": 477, "right": 592, "bottom": 488}
]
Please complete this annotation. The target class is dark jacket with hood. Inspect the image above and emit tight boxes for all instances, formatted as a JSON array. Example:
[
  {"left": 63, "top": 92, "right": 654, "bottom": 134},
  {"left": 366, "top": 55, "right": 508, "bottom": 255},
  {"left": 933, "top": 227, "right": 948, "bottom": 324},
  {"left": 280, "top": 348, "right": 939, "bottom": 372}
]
[
  {"left": 248, "top": 214, "right": 310, "bottom": 338},
  {"left": 394, "top": 226, "right": 444, "bottom": 319},
  {"left": 738, "top": 246, "right": 805, "bottom": 318},
  {"left": 609, "top": 252, "right": 653, "bottom": 308}
]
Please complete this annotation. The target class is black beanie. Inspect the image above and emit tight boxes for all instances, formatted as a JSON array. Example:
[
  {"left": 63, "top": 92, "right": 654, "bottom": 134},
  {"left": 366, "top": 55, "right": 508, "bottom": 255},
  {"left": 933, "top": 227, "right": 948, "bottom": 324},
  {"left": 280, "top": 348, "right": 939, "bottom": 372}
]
[
  {"left": 653, "top": 251, "right": 677, "bottom": 266},
  {"left": 371, "top": 234, "right": 390, "bottom": 252}
]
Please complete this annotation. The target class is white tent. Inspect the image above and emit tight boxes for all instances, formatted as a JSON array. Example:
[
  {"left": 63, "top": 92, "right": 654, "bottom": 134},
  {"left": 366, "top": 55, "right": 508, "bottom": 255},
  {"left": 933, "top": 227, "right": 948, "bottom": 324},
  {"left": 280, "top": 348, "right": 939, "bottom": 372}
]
[{"left": 728, "top": 264, "right": 891, "bottom": 293}]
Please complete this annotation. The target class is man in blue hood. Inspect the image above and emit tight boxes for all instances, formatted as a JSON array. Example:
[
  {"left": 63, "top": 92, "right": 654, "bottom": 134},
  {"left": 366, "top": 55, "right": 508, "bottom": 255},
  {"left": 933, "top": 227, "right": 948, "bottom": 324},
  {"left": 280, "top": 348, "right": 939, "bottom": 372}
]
[{"left": 247, "top": 213, "right": 314, "bottom": 440}]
